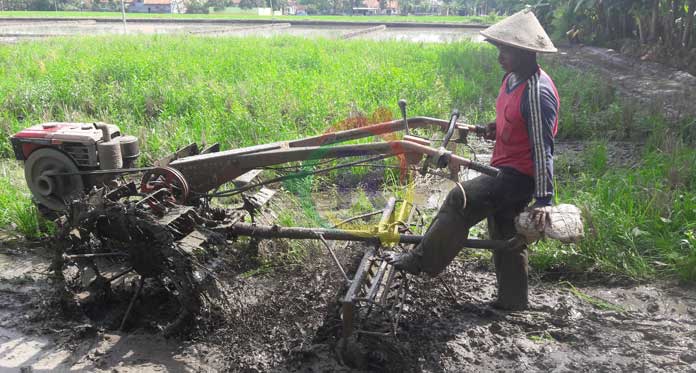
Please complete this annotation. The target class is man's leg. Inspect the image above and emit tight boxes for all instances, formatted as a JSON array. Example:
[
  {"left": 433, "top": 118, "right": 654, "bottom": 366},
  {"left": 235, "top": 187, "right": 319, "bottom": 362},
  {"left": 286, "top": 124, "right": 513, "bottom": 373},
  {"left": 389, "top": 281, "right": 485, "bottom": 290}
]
[
  {"left": 386, "top": 175, "right": 496, "bottom": 276},
  {"left": 489, "top": 208, "right": 529, "bottom": 310}
]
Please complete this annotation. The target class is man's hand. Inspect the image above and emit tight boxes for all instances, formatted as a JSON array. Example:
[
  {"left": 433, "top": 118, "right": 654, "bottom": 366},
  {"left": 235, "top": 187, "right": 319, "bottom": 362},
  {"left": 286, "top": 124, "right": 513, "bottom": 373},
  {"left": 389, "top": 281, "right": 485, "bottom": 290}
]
[
  {"left": 484, "top": 121, "right": 496, "bottom": 141},
  {"left": 529, "top": 206, "right": 550, "bottom": 231}
]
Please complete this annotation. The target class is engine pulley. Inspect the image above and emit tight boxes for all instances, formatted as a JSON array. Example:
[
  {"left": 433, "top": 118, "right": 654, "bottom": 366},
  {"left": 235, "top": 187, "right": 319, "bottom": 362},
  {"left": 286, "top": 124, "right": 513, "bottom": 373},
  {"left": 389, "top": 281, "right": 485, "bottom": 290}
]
[
  {"left": 23, "top": 148, "right": 84, "bottom": 211},
  {"left": 140, "top": 166, "right": 190, "bottom": 204}
]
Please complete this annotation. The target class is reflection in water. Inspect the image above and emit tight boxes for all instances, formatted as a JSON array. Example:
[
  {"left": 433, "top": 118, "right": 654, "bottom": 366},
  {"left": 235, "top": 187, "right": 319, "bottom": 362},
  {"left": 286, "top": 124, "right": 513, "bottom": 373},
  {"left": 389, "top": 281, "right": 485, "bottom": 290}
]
[{"left": 0, "top": 21, "right": 486, "bottom": 43}]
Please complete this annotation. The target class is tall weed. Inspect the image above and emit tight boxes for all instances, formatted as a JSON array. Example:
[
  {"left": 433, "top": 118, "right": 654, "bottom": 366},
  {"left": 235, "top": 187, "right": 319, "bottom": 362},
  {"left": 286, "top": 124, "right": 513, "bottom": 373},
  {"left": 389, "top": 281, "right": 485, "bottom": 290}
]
[
  {"left": 531, "top": 146, "right": 696, "bottom": 281},
  {"left": 0, "top": 171, "right": 50, "bottom": 239}
]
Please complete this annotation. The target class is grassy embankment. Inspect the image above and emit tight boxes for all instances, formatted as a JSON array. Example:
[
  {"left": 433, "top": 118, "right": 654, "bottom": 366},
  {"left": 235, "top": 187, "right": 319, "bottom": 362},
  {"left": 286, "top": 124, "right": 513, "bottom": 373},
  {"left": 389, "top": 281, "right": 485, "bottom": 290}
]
[
  {"left": 0, "top": 35, "right": 693, "bottom": 280},
  {"left": 0, "top": 11, "right": 497, "bottom": 24}
]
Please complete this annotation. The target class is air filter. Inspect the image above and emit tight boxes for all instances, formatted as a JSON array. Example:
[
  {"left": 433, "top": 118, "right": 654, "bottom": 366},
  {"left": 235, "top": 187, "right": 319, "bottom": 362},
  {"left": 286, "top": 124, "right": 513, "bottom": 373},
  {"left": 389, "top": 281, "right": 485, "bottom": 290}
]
[
  {"left": 119, "top": 135, "right": 140, "bottom": 168},
  {"left": 98, "top": 141, "right": 123, "bottom": 170}
]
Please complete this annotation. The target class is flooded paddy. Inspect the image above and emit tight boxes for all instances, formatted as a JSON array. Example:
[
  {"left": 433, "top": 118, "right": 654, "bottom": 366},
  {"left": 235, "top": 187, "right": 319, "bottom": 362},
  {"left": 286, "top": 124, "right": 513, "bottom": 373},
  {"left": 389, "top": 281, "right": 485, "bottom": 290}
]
[{"left": 0, "top": 19, "right": 484, "bottom": 43}]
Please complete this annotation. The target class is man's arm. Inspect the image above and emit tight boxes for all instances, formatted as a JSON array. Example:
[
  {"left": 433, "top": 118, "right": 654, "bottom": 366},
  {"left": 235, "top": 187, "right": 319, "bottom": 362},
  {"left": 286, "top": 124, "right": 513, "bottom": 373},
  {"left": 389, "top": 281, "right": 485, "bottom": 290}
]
[{"left": 521, "top": 72, "right": 558, "bottom": 207}]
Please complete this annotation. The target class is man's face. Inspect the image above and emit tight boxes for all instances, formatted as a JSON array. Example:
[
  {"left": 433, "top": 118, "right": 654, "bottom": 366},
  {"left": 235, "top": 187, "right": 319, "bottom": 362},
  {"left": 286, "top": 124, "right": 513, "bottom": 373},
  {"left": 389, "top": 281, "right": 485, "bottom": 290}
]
[{"left": 497, "top": 45, "right": 521, "bottom": 73}]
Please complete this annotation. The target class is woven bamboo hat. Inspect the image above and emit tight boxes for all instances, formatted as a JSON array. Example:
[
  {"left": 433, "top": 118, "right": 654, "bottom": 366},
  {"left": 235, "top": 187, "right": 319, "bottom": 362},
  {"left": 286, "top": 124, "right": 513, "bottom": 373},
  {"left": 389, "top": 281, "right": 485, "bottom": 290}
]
[{"left": 480, "top": 8, "right": 557, "bottom": 53}]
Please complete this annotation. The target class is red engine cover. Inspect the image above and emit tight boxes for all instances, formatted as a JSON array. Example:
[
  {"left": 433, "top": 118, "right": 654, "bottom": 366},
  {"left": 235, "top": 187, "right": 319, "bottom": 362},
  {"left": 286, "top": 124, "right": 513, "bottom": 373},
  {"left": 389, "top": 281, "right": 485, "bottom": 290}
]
[
  {"left": 11, "top": 122, "right": 118, "bottom": 161},
  {"left": 13, "top": 122, "right": 103, "bottom": 141}
]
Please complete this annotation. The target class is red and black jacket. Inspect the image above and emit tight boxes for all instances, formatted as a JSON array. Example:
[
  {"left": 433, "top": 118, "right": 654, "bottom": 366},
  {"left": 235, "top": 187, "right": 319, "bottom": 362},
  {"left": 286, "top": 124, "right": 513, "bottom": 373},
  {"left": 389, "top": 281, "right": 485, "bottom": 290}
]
[{"left": 491, "top": 67, "right": 560, "bottom": 206}]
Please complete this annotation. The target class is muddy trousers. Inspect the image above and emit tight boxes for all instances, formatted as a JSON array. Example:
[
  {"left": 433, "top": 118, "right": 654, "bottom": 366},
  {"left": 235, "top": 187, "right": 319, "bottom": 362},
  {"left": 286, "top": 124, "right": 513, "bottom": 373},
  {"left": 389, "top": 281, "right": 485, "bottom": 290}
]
[{"left": 413, "top": 168, "right": 534, "bottom": 307}]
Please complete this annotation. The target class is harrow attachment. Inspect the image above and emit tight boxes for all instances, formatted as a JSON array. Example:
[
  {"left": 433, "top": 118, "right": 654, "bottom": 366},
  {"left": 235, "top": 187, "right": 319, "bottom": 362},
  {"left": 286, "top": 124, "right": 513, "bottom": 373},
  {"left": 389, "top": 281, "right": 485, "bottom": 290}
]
[{"left": 339, "top": 197, "right": 414, "bottom": 341}]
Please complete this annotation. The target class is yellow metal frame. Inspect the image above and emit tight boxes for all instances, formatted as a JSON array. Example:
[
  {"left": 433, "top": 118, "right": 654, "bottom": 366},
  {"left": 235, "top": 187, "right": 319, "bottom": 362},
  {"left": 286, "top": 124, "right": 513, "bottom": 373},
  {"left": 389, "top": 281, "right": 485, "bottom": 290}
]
[{"left": 337, "top": 196, "right": 414, "bottom": 246}]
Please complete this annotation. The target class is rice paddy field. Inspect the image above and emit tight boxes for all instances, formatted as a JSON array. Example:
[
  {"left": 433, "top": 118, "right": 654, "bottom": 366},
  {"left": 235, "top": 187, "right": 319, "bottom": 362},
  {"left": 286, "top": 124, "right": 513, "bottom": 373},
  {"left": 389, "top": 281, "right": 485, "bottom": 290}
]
[
  {"left": 0, "top": 11, "right": 499, "bottom": 24},
  {"left": 0, "top": 33, "right": 694, "bottom": 281},
  {"left": 0, "top": 20, "right": 485, "bottom": 44}
]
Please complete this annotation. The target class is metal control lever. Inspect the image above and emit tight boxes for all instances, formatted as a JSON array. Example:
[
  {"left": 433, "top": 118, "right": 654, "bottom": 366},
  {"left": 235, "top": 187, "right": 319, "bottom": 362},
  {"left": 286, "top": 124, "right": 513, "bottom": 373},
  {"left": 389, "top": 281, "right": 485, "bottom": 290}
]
[
  {"left": 420, "top": 109, "right": 459, "bottom": 175},
  {"left": 398, "top": 99, "right": 409, "bottom": 136},
  {"left": 440, "top": 109, "right": 459, "bottom": 149}
]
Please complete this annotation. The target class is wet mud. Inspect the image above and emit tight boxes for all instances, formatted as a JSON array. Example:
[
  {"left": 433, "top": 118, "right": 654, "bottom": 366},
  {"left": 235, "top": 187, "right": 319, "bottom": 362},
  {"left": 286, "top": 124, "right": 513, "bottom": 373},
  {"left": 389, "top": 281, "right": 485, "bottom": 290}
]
[
  {"left": 0, "top": 141, "right": 684, "bottom": 372},
  {"left": 1, "top": 239, "right": 696, "bottom": 372},
  {"left": 554, "top": 46, "right": 696, "bottom": 118}
]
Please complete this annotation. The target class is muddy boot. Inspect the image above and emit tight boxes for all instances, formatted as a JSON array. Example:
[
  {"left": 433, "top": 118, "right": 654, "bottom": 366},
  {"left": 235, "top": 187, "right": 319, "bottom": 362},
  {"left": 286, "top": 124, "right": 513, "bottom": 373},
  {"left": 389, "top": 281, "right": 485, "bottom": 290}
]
[
  {"left": 383, "top": 251, "right": 421, "bottom": 275},
  {"left": 384, "top": 178, "right": 492, "bottom": 276},
  {"left": 489, "top": 211, "right": 529, "bottom": 310},
  {"left": 491, "top": 247, "right": 529, "bottom": 310}
]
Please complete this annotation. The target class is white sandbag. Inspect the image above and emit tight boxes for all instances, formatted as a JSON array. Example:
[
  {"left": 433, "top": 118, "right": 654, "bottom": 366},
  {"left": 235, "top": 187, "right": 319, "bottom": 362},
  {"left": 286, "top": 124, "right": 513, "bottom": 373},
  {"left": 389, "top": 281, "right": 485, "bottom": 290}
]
[{"left": 515, "top": 204, "right": 584, "bottom": 244}]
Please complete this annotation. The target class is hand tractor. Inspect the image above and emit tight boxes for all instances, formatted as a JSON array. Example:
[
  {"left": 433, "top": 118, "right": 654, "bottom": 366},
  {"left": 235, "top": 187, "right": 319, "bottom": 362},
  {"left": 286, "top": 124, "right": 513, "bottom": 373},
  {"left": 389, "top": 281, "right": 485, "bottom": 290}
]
[{"left": 11, "top": 102, "right": 527, "bottom": 343}]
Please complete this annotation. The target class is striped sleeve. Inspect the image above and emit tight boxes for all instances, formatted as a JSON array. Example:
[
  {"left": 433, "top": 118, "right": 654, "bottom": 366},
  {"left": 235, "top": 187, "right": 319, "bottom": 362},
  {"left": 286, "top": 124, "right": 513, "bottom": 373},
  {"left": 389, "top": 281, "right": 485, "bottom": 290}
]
[{"left": 521, "top": 72, "right": 558, "bottom": 206}]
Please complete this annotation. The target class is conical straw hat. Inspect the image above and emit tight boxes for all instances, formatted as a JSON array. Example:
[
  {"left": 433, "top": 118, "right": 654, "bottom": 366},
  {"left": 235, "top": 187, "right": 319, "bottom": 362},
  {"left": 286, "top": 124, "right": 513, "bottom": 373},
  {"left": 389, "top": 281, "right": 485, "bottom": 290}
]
[{"left": 480, "top": 8, "right": 557, "bottom": 53}]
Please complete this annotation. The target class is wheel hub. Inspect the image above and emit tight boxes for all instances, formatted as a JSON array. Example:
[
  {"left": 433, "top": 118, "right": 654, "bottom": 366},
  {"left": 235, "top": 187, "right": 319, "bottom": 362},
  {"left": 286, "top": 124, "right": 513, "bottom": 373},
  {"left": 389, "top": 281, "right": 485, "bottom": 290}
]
[{"left": 36, "top": 175, "right": 56, "bottom": 196}]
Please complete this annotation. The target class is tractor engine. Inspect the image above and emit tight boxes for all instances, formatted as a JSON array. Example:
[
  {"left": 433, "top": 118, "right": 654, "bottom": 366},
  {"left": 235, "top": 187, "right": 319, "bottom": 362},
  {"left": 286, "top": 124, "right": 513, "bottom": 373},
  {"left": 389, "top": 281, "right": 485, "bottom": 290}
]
[{"left": 11, "top": 122, "right": 139, "bottom": 211}]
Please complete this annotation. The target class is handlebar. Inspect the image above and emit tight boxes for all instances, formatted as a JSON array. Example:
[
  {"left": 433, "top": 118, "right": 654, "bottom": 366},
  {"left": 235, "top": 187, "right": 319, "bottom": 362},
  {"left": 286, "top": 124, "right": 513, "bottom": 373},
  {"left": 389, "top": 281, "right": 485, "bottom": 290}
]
[
  {"left": 440, "top": 109, "right": 459, "bottom": 149},
  {"left": 466, "top": 161, "right": 500, "bottom": 177}
]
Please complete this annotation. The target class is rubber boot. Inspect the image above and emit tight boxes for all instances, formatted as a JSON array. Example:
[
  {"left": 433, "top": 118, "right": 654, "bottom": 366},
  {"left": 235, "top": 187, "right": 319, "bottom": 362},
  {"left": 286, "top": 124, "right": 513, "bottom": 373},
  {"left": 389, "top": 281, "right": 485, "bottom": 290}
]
[{"left": 489, "top": 210, "right": 529, "bottom": 310}]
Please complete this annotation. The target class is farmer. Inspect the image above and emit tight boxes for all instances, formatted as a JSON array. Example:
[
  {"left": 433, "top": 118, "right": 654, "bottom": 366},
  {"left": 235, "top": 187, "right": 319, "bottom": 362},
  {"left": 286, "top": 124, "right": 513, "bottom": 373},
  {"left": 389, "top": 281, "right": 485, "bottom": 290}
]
[
  {"left": 385, "top": 9, "right": 560, "bottom": 311},
  {"left": 566, "top": 24, "right": 582, "bottom": 45}
]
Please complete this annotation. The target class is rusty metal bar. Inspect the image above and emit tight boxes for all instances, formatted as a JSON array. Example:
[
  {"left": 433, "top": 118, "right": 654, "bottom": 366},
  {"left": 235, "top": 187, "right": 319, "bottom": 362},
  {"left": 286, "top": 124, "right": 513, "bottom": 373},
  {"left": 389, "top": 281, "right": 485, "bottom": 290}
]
[
  {"left": 154, "top": 143, "right": 199, "bottom": 167},
  {"left": 171, "top": 139, "right": 498, "bottom": 194},
  {"left": 331, "top": 210, "right": 383, "bottom": 228},
  {"left": 224, "top": 222, "right": 523, "bottom": 251},
  {"left": 316, "top": 233, "right": 350, "bottom": 284},
  {"left": 379, "top": 267, "right": 397, "bottom": 305},
  {"left": 288, "top": 117, "right": 476, "bottom": 148},
  {"left": 341, "top": 247, "right": 377, "bottom": 339},
  {"left": 64, "top": 252, "right": 129, "bottom": 260},
  {"left": 108, "top": 267, "right": 134, "bottom": 283},
  {"left": 365, "top": 259, "right": 389, "bottom": 303},
  {"left": 119, "top": 276, "right": 145, "bottom": 331}
]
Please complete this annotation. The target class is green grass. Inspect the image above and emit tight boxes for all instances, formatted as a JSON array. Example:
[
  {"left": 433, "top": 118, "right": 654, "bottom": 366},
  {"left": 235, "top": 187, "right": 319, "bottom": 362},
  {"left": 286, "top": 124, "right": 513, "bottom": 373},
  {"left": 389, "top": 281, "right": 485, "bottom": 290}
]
[
  {"left": 0, "top": 162, "right": 52, "bottom": 239},
  {"left": 0, "top": 36, "right": 484, "bottom": 160},
  {"left": 563, "top": 282, "right": 626, "bottom": 313},
  {"left": 0, "top": 36, "right": 621, "bottom": 160},
  {"left": 0, "top": 11, "right": 499, "bottom": 24},
  {"left": 531, "top": 137, "right": 696, "bottom": 281}
]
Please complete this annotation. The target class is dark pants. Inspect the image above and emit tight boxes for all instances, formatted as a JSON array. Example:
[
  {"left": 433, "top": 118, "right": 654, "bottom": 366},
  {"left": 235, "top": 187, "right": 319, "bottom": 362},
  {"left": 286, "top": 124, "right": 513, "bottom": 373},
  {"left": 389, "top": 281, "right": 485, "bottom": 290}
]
[{"left": 413, "top": 168, "right": 534, "bottom": 307}]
